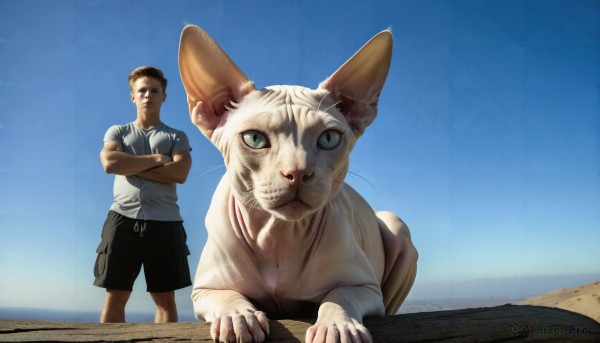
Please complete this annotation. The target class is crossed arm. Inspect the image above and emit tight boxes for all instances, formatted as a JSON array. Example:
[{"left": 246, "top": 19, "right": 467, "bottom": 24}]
[{"left": 100, "top": 141, "right": 191, "bottom": 184}]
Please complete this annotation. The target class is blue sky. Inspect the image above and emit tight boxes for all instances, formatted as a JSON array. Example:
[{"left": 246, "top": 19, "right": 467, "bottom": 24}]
[{"left": 1, "top": 0, "right": 599, "bottom": 318}]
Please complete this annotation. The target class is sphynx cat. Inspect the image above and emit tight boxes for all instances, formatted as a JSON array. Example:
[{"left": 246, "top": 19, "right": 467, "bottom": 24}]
[{"left": 179, "top": 25, "right": 418, "bottom": 343}]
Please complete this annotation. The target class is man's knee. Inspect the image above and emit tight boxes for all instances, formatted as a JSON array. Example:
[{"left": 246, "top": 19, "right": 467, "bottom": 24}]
[
  {"left": 151, "top": 291, "right": 176, "bottom": 308},
  {"left": 105, "top": 289, "right": 131, "bottom": 307}
]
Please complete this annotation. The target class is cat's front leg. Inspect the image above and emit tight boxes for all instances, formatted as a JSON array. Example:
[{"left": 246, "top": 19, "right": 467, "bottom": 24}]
[
  {"left": 193, "top": 289, "right": 270, "bottom": 342},
  {"left": 306, "top": 286, "right": 384, "bottom": 343}
]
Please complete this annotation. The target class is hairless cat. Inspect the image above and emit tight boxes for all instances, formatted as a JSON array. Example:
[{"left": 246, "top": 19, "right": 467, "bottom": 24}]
[{"left": 179, "top": 25, "right": 418, "bottom": 343}]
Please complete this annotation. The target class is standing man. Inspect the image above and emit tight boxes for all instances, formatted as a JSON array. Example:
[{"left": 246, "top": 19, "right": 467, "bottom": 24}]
[{"left": 94, "top": 66, "right": 192, "bottom": 323}]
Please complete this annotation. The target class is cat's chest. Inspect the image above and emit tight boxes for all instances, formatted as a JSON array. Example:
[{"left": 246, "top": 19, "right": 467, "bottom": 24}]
[
  {"left": 245, "top": 222, "right": 329, "bottom": 303},
  {"left": 226, "top": 193, "right": 338, "bottom": 303},
  {"left": 252, "top": 233, "right": 306, "bottom": 294},
  {"left": 249, "top": 255, "right": 323, "bottom": 318}
]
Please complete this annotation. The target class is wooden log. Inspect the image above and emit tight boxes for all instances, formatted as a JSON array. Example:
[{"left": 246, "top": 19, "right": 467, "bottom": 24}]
[{"left": 0, "top": 305, "right": 598, "bottom": 342}]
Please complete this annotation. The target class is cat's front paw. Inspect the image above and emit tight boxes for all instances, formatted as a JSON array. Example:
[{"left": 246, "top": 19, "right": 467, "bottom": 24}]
[
  {"left": 305, "top": 315, "right": 372, "bottom": 343},
  {"left": 210, "top": 310, "right": 269, "bottom": 343}
]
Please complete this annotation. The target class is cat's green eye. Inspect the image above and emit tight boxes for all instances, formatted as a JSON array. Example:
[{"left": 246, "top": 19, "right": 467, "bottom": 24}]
[
  {"left": 242, "top": 130, "right": 270, "bottom": 149},
  {"left": 317, "top": 130, "right": 342, "bottom": 150}
]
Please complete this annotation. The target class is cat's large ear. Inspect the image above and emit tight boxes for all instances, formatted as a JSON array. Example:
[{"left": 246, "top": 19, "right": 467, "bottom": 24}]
[
  {"left": 179, "top": 25, "right": 256, "bottom": 139},
  {"left": 318, "top": 30, "right": 392, "bottom": 138}
]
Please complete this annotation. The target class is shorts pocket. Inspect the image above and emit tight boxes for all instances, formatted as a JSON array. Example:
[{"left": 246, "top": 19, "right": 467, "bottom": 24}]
[
  {"left": 94, "top": 241, "right": 109, "bottom": 278},
  {"left": 175, "top": 244, "right": 191, "bottom": 257},
  {"left": 174, "top": 227, "right": 191, "bottom": 257}
]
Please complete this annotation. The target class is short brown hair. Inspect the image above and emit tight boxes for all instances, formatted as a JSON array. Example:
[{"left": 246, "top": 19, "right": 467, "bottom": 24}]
[{"left": 128, "top": 66, "right": 168, "bottom": 93}]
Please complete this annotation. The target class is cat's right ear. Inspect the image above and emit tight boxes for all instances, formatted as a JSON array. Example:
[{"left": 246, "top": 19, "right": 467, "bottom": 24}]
[{"left": 179, "top": 25, "right": 255, "bottom": 139}]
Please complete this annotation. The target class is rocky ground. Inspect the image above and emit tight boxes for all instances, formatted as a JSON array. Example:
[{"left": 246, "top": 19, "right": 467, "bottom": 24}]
[{"left": 1, "top": 305, "right": 599, "bottom": 342}]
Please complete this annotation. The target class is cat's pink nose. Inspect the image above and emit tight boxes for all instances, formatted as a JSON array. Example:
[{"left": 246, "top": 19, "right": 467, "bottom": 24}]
[{"left": 282, "top": 169, "right": 314, "bottom": 185}]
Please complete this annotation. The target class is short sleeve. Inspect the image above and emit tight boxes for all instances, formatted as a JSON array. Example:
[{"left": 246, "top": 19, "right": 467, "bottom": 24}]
[
  {"left": 173, "top": 130, "right": 191, "bottom": 152},
  {"left": 103, "top": 125, "right": 123, "bottom": 143}
]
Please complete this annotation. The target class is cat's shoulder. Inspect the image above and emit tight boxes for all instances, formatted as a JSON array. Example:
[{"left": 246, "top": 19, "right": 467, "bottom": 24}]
[
  {"left": 336, "top": 183, "right": 374, "bottom": 212},
  {"left": 339, "top": 182, "right": 365, "bottom": 200}
]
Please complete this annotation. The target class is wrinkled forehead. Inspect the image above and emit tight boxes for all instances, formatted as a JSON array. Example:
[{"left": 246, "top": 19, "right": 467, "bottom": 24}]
[
  {"left": 237, "top": 86, "right": 336, "bottom": 111},
  {"left": 230, "top": 86, "right": 344, "bottom": 126}
]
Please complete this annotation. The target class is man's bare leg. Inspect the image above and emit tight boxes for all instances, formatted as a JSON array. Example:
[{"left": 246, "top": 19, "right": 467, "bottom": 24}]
[
  {"left": 151, "top": 291, "right": 178, "bottom": 323},
  {"left": 100, "top": 289, "right": 131, "bottom": 323}
]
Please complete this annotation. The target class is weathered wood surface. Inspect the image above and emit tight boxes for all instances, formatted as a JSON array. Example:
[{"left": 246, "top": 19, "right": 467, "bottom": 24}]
[{"left": 0, "top": 305, "right": 599, "bottom": 342}]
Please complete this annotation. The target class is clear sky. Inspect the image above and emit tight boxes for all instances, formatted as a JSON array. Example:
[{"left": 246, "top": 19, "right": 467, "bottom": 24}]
[{"left": 1, "top": 0, "right": 599, "bottom": 318}]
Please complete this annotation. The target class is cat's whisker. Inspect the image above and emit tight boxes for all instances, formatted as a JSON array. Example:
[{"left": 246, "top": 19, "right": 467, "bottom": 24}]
[
  {"left": 316, "top": 91, "right": 331, "bottom": 113},
  {"left": 242, "top": 190, "right": 254, "bottom": 203},
  {"left": 197, "top": 164, "right": 226, "bottom": 177},
  {"left": 323, "top": 100, "right": 342, "bottom": 113},
  {"left": 347, "top": 171, "right": 377, "bottom": 191},
  {"left": 272, "top": 217, "right": 282, "bottom": 227},
  {"left": 185, "top": 164, "right": 226, "bottom": 185},
  {"left": 249, "top": 197, "right": 260, "bottom": 211},
  {"left": 241, "top": 189, "right": 261, "bottom": 211}
]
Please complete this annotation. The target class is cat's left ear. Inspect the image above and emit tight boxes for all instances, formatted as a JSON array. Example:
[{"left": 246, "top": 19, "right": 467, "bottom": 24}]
[{"left": 318, "top": 30, "right": 393, "bottom": 138}]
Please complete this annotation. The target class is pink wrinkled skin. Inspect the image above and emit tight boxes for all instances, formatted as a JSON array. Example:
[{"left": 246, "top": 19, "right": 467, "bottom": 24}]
[{"left": 179, "top": 25, "right": 418, "bottom": 343}]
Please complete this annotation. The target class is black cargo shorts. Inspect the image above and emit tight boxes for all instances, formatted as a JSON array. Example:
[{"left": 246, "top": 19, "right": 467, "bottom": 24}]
[{"left": 93, "top": 211, "right": 192, "bottom": 292}]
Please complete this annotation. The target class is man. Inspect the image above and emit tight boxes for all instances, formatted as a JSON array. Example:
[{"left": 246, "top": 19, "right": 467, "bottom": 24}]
[{"left": 94, "top": 66, "right": 192, "bottom": 323}]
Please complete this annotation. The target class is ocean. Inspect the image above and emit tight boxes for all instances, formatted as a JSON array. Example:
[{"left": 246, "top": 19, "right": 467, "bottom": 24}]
[
  {"left": 0, "top": 297, "right": 523, "bottom": 324},
  {"left": 0, "top": 307, "right": 198, "bottom": 323}
]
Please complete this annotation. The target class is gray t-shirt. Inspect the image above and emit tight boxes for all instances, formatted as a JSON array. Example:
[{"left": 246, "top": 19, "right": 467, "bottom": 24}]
[{"left": 104, "top": 122, "right": 190, "bottom": 221}]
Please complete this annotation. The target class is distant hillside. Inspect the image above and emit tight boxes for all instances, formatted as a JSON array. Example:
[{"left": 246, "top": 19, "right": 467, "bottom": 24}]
[{"left": 521, "top": 281, "right": 600, "bottom": 323}]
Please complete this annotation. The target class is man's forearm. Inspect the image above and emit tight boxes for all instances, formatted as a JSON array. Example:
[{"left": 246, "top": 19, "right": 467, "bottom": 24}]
[
  {"left": 137, "top": 151, "right": 191, "bottom": 184},
  {"left": 137, "top": 159, "right": 191, "bottom": 184},
  {"left": 101, "top": 150, "right": 171, "bottom": 176}
]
